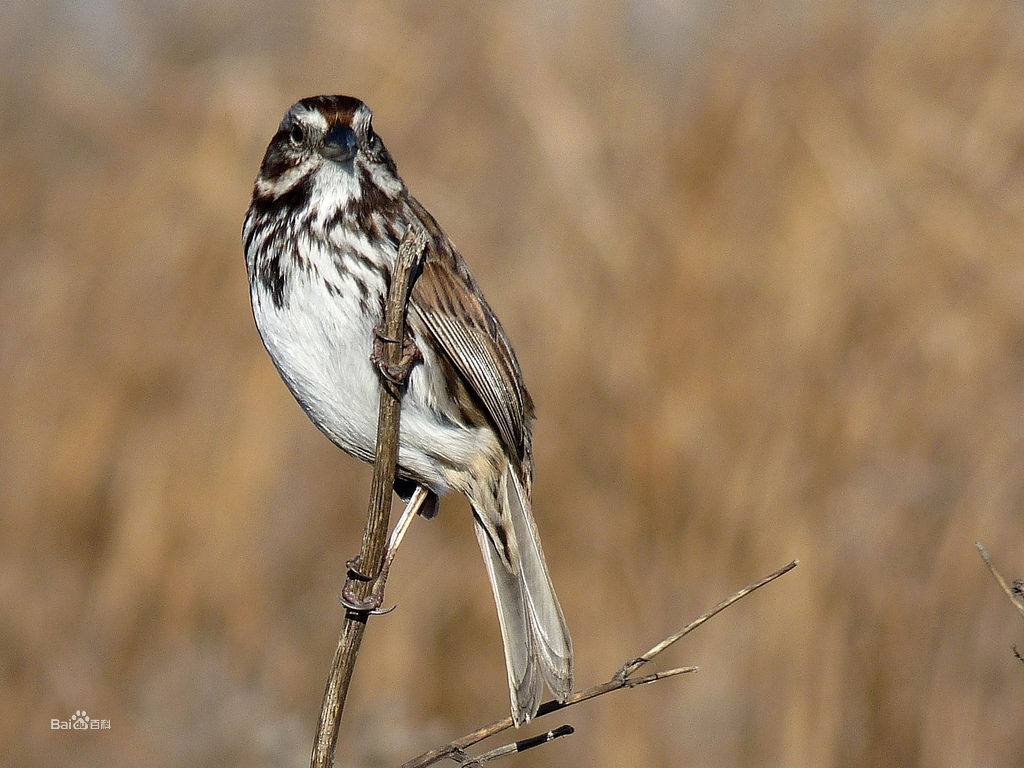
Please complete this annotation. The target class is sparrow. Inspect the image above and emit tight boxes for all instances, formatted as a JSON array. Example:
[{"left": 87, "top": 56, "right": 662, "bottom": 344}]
[{"left": 243, "top": 95, "right": 573, "bottom": 724}]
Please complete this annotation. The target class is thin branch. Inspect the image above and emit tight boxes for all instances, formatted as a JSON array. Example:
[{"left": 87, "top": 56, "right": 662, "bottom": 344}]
[
  {"left": 451, "top": 726, "right": 575, "bottom": 766},
  {"left": 401, "top": 559, "right": 799, "bottom": 768},
  {"left": 976, "top": 542, "right": 1024, "bottom": 620},
  {"left": 617, "top": 558, "right": 798, "bottom": 680},
  {"left": 310, "top": 227, "right": 428, "bottom": 768}
]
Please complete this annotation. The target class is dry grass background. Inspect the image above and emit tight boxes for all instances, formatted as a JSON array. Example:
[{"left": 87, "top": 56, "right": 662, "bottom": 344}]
[{"left": 2, "top": 1, "right": 1024, "bottom": 766}]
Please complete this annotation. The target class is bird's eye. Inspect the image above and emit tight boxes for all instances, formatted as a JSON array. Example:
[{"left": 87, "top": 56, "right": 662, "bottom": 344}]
[{"left": 288, "top": 124, "right": 305, "bottom": 147}]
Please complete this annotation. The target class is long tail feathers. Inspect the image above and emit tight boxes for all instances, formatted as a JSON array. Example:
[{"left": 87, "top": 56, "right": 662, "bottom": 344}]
[{"left": 473, "top": 463, "right": 574, "bottom": 725}]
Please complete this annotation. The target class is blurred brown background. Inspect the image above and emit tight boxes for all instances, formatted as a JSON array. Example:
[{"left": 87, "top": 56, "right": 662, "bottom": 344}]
[{"left": 3, "top": 1, "right": 1024, "bottom": 766}]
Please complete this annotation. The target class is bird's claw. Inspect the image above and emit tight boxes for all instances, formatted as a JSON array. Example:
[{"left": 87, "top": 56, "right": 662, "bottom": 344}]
[
  {"left": 341, "top": 555, "right": 396, "bottom": 614},
  {"left": 339, "top": 584, "right": 395, "bottom": 614},
  {"left": 371, "top": 325, "right": 421, "bottom": 386}
]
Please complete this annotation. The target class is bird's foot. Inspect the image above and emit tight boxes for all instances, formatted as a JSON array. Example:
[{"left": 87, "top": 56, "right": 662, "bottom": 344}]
[
  {"left": 371, "top": 325, "right": 421, "bottom": 386},
  {"left": 339, "top": 487, "right": 431, "bottom": 614},
  {"left": 341, "top": 557, "right": 395, "bottom": 614}
]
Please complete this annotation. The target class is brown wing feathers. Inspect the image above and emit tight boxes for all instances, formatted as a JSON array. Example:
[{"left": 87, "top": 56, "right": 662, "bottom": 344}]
[{"left": 407, "top": 201, "right": 535, "bottom": 482}]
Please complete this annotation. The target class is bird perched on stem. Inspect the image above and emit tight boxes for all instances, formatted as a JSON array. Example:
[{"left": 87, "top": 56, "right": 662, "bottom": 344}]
[{"left": 243, "top": 95, "right": 573, "bottom": 724}]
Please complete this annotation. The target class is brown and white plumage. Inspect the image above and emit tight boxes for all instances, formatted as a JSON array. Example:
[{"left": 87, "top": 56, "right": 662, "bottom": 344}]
[{"left": 243, "top": 95, "right": 573, "bottom": 723}]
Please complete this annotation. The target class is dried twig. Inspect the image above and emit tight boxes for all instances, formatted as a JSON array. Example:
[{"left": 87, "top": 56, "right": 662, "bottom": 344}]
[
  {"left": 446, "top": 726, "right": 575, "bottom": 767},
  {"left": 401, "top": 559, "right": 799, "bottom": 768},
  {"left": 310, "top": 227, "right": 428, "bottom": 768},
  {"left": 976, "top": 542, "right": 1024, "bottom": 621}
]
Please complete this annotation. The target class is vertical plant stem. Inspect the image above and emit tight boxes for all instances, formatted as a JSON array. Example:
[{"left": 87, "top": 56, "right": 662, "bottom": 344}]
[{"left": 310, "top": 227, "right": 428, "bottom": 768}]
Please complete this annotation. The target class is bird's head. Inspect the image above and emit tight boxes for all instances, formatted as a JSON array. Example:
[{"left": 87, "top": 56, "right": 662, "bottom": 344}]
[{"left": 252, "top": 95, "right": 403, "bottom": 206}]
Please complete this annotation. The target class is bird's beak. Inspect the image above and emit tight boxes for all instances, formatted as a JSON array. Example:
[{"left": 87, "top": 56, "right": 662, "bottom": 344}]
[{"left": 320, "top": 124, "right": 358, "bottom": 163}]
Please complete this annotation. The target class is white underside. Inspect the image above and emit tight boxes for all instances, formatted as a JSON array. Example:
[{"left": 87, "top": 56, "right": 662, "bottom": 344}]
[{"left": 251, "top": 265, "right": 498, "bottom": 497}]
